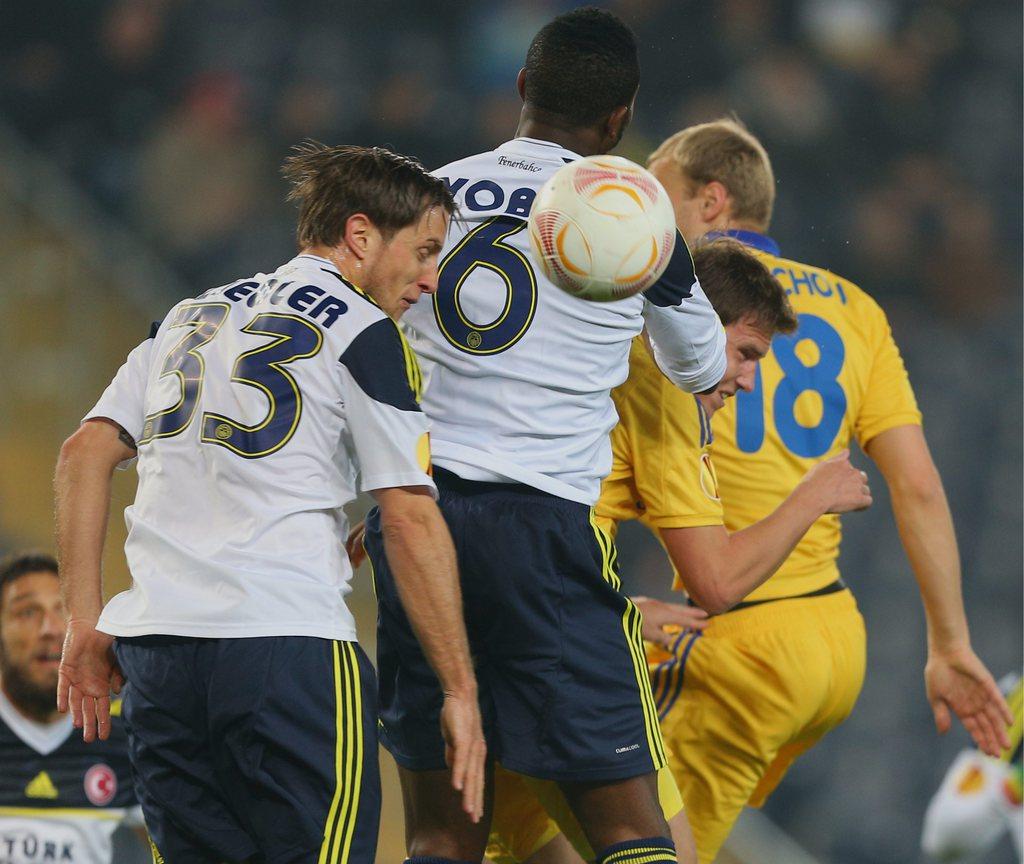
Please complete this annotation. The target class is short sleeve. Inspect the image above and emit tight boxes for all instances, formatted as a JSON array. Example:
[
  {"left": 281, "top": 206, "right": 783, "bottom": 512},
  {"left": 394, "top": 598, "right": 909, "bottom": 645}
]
[
  {"left": 642, "top": 235, "right": 727, "bottom": 394},
  {"left": 84, "top": 336, "right": 155, "bottom": 468},
  {"left": 635, "top": 387, "right": 724, "bottom": 529},
  {"left": 597, "top": 341, "right": 723, "bottom": 530},
  {"left": 854, "top": 303, "right": 922, "bottom": 447},
  {"left": 338, "top": 318, "right": 436, "bottom": 495}
]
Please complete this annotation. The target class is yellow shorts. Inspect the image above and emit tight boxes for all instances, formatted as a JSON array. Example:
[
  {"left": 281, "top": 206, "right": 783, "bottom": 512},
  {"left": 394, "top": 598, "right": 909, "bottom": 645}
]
[
  {"left": 651, "top": 589, "right": 866, "bottom": 864},
  {"left": 487, "top": 763, "right": 684, "bottom": 863}
]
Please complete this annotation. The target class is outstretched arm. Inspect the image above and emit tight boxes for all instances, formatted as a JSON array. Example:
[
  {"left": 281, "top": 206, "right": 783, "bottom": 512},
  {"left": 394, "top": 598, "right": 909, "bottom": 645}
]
[
  {"left": 865, "top": 424, "right": 1012, "bottom": 756},
  {"left": 54, "top": 418, "right": 135, "bottom": 742},
  {"left": 660, "top": 450, "right": 872, "bottom": 614}
]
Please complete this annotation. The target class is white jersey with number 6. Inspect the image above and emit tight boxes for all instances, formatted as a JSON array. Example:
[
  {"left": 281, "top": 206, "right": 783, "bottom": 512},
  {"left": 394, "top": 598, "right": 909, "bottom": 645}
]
[
  {"left": 86, "top": 254, "right": 433, "bottom": 640},
  {"left": 402, "top": 137, "right": 726, "bottom": 504}
]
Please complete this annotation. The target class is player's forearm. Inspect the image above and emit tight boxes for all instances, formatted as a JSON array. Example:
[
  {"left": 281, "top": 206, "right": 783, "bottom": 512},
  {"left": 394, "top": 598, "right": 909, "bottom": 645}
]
[
  {"left": 718, "top": 485, "right": 827, "bottom": 603},
  {"left": 54, "top": 434, "right": 115, "bottom": 622},
  {"left": 889, "top": 476, "right": 969, "bottom": 651},
  {"left": 380, "top": 503, "right": 477, "bottom": 696}
]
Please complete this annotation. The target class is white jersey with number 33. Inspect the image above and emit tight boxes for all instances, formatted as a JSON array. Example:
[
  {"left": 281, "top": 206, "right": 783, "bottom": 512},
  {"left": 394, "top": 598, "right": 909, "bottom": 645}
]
[
  {"left": 402, "top": 137, "right": 726, "bottom": 504},
  {"left": 86, "top": 254, "right": 434, "bottom": 641}
]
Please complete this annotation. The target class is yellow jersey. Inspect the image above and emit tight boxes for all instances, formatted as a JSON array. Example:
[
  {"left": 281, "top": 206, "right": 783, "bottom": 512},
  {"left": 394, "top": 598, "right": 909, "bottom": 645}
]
[
  {"left": 596, "top": 337, "right": 723, "bottom": 592},
  {"left": 710, "top": 230, "right": 921, "bottom": 601}
]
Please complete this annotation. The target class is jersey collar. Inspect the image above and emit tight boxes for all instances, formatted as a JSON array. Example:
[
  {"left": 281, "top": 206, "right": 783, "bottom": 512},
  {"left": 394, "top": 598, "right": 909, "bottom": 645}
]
[
  {"left": 294, "top": 253, "right": 340, "bottom": 274},
  {"left": 0, "top": 687, "right": 73, "bottom": 755},
  {"left": 496, "top": 137, "right": 582, "bottom": 163},
  {"left": 704, "top": 229, "right": 780, "bottom": 256}
]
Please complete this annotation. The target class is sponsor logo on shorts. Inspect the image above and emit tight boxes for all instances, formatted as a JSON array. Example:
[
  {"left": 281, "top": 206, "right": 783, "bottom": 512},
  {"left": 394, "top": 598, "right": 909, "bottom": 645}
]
[{"left": 615, "top": 743, "right": 640, "bottom": 754}]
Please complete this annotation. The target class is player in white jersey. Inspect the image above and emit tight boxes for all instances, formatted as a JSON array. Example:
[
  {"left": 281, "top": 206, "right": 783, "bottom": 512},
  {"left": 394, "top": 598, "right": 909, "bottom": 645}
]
[
  {"left": 53, "top": 145, "right": 486, "bottom": 863},
  {"left": 0, "top": 553, "right": 144, "bottom": 864},
  {"left": 364, "top": 9, "right": 726, "bottom": 864}
]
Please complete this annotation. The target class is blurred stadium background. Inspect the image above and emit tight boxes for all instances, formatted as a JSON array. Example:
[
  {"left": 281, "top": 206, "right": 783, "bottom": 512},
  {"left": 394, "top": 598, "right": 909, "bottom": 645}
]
[{"left": 1, "top": 0, "right": 1020, "bottom": 861}]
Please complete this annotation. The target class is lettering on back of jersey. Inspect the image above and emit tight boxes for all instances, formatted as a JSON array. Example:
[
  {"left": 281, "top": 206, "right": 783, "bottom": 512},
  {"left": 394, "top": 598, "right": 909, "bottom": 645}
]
[{"left": 439, "top": 177, "right": 537, "bottom": 219}]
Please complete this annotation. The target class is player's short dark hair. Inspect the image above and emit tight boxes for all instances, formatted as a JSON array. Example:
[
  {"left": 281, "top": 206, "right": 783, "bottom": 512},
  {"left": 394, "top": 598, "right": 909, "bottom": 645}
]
[
  {"left": 282, "top": 143, "right": 455, "bottom": 248},
  {"left": 523, "top": 6, "right": 640, "bottom": 127},
  {"left": 0, "top": 553, "right": 59, "bottom": 611},
  {"left": 692, "top": 239, "right": 797, "bottom": 335}
]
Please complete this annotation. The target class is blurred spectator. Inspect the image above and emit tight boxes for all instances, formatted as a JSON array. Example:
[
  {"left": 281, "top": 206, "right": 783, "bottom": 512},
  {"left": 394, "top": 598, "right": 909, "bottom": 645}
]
[
  {"left": 133, "top": 70, "right": 269, "bottom": 286},
  {"left": 0, "top": 553, "right": 147, "bottom": 863}
]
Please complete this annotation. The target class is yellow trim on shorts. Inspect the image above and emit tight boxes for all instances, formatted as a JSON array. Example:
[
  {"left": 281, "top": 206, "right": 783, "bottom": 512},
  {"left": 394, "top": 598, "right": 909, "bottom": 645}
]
[
  {"left": 0, "top": 806, "right": 123, "bottom": 820},
  {"left": 589, "top": 509, "right": 667, "bottom": 770},
  {"left": 318, "top": 643, "right": 364, "bottom": 863}
]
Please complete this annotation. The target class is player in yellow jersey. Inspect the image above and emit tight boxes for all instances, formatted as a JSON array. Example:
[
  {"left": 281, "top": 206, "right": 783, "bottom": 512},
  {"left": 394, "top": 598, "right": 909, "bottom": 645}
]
[
  {"left": 485, "top": 239, "right": 875, "bottom": 864},
  {"left": 636, "top": 118, "right": 1013, "bottom": 862}
]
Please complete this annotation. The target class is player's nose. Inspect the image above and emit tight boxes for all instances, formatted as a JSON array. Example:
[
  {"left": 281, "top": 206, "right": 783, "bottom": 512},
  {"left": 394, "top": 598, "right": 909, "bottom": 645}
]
[
  {"left": 736, "top": 365, "right": 757, "bottom": 392},
  {"left": 419, "top": 265, "right": 440, "bottom": 295}
]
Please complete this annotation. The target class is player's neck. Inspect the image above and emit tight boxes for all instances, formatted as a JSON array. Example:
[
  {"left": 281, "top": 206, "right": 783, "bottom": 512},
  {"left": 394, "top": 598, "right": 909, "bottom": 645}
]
[
  {"left": 302, "top": 244, "right": 362, "bottom": 287},
  {"left": 515, "top": 111, "right": 607, "bottom": 157}
]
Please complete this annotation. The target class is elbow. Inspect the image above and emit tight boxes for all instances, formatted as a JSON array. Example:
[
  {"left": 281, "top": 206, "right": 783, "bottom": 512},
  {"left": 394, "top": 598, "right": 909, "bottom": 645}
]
[{"left": 684, "top": 575, "right": 733, "bottom": 616}]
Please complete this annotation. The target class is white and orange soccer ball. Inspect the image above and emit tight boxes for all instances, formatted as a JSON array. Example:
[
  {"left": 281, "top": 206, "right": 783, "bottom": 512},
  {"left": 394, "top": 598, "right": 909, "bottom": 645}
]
[{"left": 528, "top": 155, "right": 677, "bottom": 302}]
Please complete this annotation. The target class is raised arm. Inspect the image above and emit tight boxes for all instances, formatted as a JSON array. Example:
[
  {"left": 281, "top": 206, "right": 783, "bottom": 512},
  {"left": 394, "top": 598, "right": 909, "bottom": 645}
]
[
  {"left": 642, "top": 234, "right": 727, "bottom": 394},
  {"left": 865, "top": 424, "right": 1012, "bottom": 756},
  {"left": 659, "top": 450, "right": 871, "bottom": 614}
]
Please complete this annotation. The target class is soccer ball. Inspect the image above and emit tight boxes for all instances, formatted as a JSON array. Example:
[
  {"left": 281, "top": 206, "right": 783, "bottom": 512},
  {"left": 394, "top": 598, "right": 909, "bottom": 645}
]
[{"left": 528, "top": 155, "right": 677, "bottom": 302}]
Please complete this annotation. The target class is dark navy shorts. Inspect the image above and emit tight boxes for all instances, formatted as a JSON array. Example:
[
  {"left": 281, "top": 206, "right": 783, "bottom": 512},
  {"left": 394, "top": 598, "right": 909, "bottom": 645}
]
[
  {"left": 115, "top": 635, "right": 379, "bottom": 864},
  {"left": 366, "top": 467, "right": 666, "bottom": 783}
]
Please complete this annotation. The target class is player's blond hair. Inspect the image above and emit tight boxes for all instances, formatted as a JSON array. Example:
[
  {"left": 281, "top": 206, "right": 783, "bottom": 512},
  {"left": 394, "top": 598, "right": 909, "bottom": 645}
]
[{"left": 648, "top": 119, "right": 775, "bottom": 231}]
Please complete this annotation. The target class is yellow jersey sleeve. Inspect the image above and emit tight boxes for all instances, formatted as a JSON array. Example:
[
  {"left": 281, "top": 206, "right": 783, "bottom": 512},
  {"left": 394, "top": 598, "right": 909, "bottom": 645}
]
[
  {"left": 596, "top": 339, "right": 724, "bottom": 532},
  {"left": 853, "top": 297, "right": 922, "bottom": 447}
]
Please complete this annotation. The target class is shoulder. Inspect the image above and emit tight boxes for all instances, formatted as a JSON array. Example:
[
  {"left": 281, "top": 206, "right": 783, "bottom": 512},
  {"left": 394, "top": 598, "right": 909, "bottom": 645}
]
[{"left": 339, "top": 317, "right": 422, "bottom": 409}]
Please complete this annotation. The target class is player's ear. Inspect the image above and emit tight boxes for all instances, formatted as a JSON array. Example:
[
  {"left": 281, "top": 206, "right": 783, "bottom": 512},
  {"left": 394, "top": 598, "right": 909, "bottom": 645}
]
[
  {"left": 702, "top": 181, "right": 731, "bottom": 223},
  {"left": 516, "top": 67, "right": 527, "bottom": 101},
  {"left": 604, "top": 104, "right": 632, "bottom": 150},
  {"left": 343, "top": 213, "right": 373, "bottom": 261}
]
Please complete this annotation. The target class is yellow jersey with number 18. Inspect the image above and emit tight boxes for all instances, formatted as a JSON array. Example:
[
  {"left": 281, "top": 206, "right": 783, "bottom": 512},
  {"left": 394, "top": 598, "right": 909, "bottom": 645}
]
[{"left": 710, "top": 230, "right": 921, "bottom": 602}]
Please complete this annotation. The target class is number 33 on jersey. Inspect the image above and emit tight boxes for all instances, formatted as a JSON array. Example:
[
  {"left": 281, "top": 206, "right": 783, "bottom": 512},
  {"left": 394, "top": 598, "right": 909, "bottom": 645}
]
[{"left": 84, "top": 254, "right": 433, "bottom": 642}]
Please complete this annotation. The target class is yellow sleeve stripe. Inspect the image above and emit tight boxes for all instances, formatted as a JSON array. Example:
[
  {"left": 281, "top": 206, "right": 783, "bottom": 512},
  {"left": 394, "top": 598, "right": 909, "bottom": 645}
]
[
  {"left": 319, "top": 642, "right": 364, "bottom": 863},
  {"left": 391, "top": 322, "right": 424, "bottom": 402},
  {"left": 588, "top": 508, "right": 667, "bottom": 772}
]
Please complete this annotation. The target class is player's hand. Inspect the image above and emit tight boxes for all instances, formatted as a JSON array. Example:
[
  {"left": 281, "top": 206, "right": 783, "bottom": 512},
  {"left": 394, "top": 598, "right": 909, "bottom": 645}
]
[
  {"left": 57, "top": 618, "right": 124, "bottom": 743},
  {"left": 798, "top": 449, "right": 872, "bottom": 514},
  {"left": 345, "top": 520, "right": 367, "bottom": 570},
  {"left": 632, "top": 596, "right": 709, "bottom": 648},
  {"left": 440, "top": 687, "right": 487, "bottom": 824},
  {"left": 925, "top": 644, "right": 1014, "bottom": 758}
]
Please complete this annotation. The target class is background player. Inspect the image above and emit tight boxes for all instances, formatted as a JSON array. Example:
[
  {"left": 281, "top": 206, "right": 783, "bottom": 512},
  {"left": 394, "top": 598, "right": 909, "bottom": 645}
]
[
  {"left": 365, "top": 8, "right": 727, "bottom": 864},
  {"left": 0, "top": 553, "right": 144, "bottom": 863},
  {"left": 642, "top": 118, "right": 1012, "bottom": 862},
  {"left": 485, "top": 239, "right": 873, "bottom": 864},
  {"left": 53, "top": 144, "right": 485, "bottom": 863}
]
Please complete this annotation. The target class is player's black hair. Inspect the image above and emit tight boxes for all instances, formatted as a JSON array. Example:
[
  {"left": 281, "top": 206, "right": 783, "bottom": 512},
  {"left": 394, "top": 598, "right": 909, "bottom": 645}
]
[
  {"left": 523, "top": 6, "right": 640, "bottom": 127},
  {"left": 0, "top": 552, "right": 58, "bottom": 610},
  {"left": 282, "top": 143, "right": 455, "bottom": 248}
]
